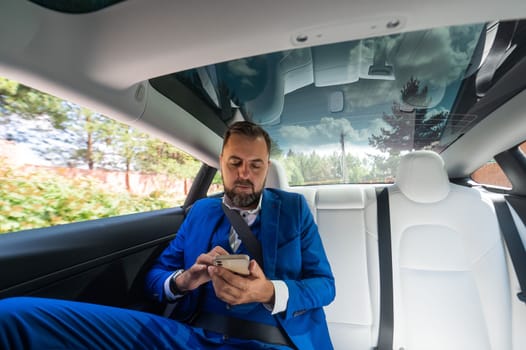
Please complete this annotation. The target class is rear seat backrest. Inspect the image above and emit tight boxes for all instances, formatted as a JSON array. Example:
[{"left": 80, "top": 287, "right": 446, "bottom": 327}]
[
  {"left": 312, "top": 187, "right": 380, "bottom": 350},
  {"left": 390, "top": 151, "right": 512, "bottom": 350},
  {"left": 266, "top": 161, "right": 380, "bottom": 349}
]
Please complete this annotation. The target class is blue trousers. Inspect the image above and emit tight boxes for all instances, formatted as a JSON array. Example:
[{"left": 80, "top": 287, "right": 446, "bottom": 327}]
[{"left": 0, "top": 297, "right": 291, "bottom": 350}]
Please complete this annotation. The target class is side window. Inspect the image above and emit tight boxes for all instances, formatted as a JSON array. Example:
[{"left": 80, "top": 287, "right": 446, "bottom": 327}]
[
  {"left": 471, "top": 160, "right": 512, "bottom": 188},
  {"left": 0, "top": 77, "right": 202, "bottom": 234},
  {"left": 470, "top": 141, "right": 526, "bottom": 188},
  {"left": 208, "top": 172, "right": 224, "bottom": 196}
]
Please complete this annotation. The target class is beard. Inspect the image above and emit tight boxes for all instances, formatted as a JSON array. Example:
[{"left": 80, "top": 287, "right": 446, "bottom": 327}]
[{"left": 224, "top": 179, "right": 262, "bottom": 208}]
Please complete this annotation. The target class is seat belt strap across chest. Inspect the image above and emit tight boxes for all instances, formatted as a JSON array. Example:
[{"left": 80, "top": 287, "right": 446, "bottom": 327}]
[{"left": 222, "top": 203, "right": 264, "bottom": 269}]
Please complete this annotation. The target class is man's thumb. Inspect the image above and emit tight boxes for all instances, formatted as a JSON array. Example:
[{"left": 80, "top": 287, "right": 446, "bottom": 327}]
[{"left": 249, "top": 259, "right": 263, "bottom": 276}]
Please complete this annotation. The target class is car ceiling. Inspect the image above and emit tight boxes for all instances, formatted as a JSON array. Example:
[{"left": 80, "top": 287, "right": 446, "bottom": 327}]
[{"left": 1, "top": 0, "right": 526, "bottom": 174}]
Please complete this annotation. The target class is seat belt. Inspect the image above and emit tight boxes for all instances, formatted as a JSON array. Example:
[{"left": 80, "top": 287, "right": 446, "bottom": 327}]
[
  {"left": 164, "top": 203, "right": 265, "bottom": 320},
  {"left": 222, "top": 203, "right": 264, "bottom": 269},
  {"left": 375, "top": 187, "right": 394, "bottom": 350},
  {"left": 219, "top": 204, "right": 296, "bottom": 347},
  {"left": 492, "top": 196, "right": 526, "bottom": 303}
]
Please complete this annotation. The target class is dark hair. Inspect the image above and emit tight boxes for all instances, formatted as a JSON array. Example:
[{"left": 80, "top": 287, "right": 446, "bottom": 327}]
[{"left": 222, "top": 121, "right": 271, "bottom": 156}]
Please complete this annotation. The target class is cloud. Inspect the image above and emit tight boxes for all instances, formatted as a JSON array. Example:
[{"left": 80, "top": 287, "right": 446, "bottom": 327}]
[
  {"left": 341, "top": 80, "right": 399, "bottom": 110},
  {"left": 278, "top": 117, "right": 372, "bottom": 148},
  {"left": 427, "top": 106, "right": 450, "bottom": 117},
  {"left": 337, "top": 23, "right": 483, "bottom": 110},
  {"left": 392, "top": 28, "right": 471, "bottom": 86},
  {"left": 226, "top": 59, "right": 259, "bottom": 77}
]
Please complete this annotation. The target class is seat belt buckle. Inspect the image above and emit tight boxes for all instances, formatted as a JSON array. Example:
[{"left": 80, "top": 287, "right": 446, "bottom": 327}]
[{"left": 518, "top": 292, "right": 526, "bottom": 303}]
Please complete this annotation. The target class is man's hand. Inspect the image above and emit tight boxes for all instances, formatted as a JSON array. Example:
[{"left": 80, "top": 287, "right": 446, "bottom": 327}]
[
  {"left": 176, "top": 246, "right": 229, "bottom": 292},
  {"left": 207, "top": 260, "right": 275, "bottom": 306}
]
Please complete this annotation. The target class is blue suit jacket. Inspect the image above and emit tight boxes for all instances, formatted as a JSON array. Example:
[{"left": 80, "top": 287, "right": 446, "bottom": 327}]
[{"left": 145, "top": 188, "right": 335, "bottom": 350}]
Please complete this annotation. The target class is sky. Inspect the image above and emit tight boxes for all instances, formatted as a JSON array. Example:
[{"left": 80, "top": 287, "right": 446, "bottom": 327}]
[
  {"left": 250, "top": 23, "right": 485, "bottom": 156},
  {"left": 0, "top": 114, "right": 76, "bottom": 166}
]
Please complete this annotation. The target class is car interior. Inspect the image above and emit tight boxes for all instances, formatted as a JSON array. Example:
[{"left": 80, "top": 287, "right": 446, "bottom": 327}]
[{"left": 1, "top": 0, "right": 526, "bottom": 349}]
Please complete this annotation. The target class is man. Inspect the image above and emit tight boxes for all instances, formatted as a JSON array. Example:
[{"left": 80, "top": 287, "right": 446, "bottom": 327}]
[{"left": 0, "top": 121, "right": 335, "bottom": 349}]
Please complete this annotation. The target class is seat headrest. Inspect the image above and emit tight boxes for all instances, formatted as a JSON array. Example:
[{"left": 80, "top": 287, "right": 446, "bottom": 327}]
[
  {"left": 265, "top": 160, "right": 288, "bottom": 189},
  {"left": 396, "top": 151, "right": 450, "bottom": 203},
  {"left": 316, "top": 187, "right": 365, "bottom": 210}
]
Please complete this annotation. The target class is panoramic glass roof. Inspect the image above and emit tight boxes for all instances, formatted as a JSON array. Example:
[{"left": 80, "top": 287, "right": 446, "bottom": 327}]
[{"left": 154, "top": 21, "right": 521, "bottom": 185}]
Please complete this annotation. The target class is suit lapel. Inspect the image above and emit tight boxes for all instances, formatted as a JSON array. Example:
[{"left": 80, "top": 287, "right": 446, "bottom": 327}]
[{"left": 260, "top": 189, "right": 281, "bottom": 278}]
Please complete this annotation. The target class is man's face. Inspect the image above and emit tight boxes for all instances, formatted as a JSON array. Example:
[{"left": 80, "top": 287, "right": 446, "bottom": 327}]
[{"left": 220, "top": 133, "right": 270, "bottom": 209}]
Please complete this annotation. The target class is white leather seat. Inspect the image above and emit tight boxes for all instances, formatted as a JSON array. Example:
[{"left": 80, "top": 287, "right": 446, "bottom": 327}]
[
  {"left": 265, "top": 160, "right": 289, "bottom": 190},
  {"left": 266, "top": 152, "right": 526, "bottom": 349},
  {"left": 315, "top": 187, "right": 380, "bottom": 350},
  {"left": 264, "top": 161, "right": 380, "bottom": 348},
  {"left": 389, "top": 151, "right": 512, "bottom": 349}
]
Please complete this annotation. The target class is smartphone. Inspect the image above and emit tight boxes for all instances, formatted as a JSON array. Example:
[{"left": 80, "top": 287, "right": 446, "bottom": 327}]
[{"left": 213, "top": 254, "right": 250, "bottom": 275}]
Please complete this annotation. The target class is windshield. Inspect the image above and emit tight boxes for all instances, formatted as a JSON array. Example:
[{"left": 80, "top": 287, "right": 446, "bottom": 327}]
[{"left": 155, "top": 22, "right": 497, "bottom": 185}]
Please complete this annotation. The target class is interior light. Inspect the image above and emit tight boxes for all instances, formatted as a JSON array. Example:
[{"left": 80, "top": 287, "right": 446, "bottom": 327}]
[
  {"left": 295, "top": 34, "right": 309, "bottom": 43},
  {"left": 386, "top": 20, "right": 400, "bottom": 29}
]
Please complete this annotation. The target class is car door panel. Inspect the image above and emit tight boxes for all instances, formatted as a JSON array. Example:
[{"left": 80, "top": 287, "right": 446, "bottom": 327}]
[{"left": 0, "top": 207, "right": 185, "bottom": 311}]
